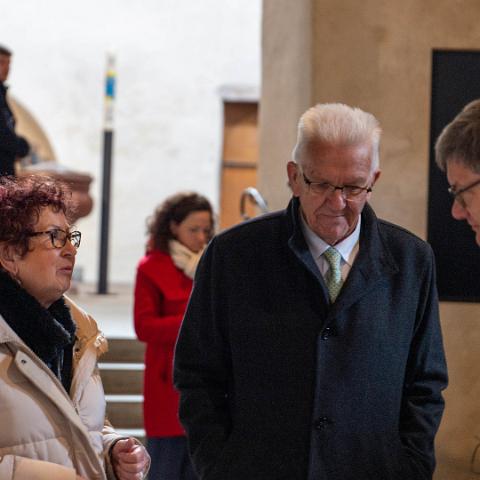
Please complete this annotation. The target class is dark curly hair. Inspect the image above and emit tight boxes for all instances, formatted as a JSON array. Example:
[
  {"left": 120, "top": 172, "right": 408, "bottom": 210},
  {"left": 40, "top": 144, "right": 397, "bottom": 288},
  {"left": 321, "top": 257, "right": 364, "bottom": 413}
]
[
  {"left": 147, "top": 192, "right": 214, "bottom": 252},
  {"left": 0, "top": 175, "right": 74, "bottom": 257}
]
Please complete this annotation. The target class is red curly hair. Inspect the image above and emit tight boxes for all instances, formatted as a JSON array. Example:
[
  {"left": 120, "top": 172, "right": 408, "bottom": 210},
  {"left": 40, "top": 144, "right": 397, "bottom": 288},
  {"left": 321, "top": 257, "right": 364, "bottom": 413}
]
[{"left": 0, "top": 175, "right": 74, "bottom": 257}]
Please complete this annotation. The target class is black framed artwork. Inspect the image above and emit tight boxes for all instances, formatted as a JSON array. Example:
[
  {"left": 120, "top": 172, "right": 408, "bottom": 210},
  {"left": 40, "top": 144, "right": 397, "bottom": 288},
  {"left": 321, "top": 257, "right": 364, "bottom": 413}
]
[{"left": 427, "top": 50, "right": 480, "bottom": 302}]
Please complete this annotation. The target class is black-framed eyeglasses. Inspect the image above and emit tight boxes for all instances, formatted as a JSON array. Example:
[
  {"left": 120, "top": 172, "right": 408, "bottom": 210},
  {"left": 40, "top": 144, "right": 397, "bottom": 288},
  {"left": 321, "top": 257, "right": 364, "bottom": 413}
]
[
  {"left": 26, "top": 229, "right": 82, "bottom": 249},
  {"left": 448, "top": 178, "right": 480, "bottom": 209},
  {"left": 302, "top": 172, "right": 372, "bottom": 201}
]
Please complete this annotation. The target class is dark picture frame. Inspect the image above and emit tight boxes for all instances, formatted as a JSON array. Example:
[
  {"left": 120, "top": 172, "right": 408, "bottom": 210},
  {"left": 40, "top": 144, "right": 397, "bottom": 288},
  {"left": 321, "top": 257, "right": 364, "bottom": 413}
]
[{"left": 427, "top": 49, "right": 480, "bottom": 302}]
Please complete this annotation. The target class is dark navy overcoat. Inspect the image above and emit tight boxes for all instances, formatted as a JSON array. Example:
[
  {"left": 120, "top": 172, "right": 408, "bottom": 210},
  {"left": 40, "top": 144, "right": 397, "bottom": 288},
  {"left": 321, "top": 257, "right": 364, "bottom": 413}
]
[{"left": 174, "top": 198, "right": 448, "bottom": 480}]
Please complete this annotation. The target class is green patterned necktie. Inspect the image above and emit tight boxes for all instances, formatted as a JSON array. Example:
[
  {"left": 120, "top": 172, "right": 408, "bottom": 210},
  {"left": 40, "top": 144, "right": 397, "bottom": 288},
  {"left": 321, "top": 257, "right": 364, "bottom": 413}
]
[{"left": 323, "top": 247, "right": 344, "bottom": 302}]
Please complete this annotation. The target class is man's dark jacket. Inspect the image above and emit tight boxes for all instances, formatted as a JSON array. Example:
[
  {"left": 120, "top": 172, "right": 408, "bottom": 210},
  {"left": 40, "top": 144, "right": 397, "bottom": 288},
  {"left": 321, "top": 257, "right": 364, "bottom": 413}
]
[
  {"left": 0, "top": 83, "right": 29, "bottom": 175},
  {"left": 174, "top": 198, "right": 448, "bottom": 480}
]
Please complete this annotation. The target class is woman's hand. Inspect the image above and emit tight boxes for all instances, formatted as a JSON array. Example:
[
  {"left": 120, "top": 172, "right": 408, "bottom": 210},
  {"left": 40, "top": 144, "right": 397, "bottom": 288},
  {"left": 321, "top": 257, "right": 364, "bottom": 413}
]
[
  {"left": 76, "top": 476, "right": 88, "bottom": 480},
  {"left": 111, "top": 437, "right": 149, "bottom": 480}
]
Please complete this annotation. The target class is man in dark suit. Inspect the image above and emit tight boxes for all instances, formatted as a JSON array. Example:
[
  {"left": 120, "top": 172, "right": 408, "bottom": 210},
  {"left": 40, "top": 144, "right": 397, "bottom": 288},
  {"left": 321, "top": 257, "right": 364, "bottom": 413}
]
[
  {"left": 174, "top": 103, "right": 448, "bottom": 480},
  {"left": 435, "top": 99, "right": 480, "bottom": 246},
  {"left": 0, "top": 45, "right": 30, "bottom": 176}
]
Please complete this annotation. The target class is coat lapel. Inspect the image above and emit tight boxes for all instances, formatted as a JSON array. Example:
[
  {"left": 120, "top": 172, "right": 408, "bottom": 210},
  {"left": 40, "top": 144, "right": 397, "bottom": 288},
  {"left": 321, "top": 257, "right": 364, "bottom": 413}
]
[
  {"left": 287, "top": 199, "right": 330, "bottom": 304},
  {"left": 328, "top": 204, "right": 398, "bottom": 316},
  {"left": 70, "top": 334, "right": 103, "bottom": 405},
  {"left": 286, "top": 199, "right": 399, "bottom": 315}
]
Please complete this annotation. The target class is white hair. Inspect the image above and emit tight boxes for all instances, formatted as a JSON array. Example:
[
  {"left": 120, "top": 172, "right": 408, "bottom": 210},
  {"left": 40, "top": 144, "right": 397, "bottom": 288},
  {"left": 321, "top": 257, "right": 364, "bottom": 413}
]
[{"left": 292, "top": 103, "right": 382, "bottom": 171}]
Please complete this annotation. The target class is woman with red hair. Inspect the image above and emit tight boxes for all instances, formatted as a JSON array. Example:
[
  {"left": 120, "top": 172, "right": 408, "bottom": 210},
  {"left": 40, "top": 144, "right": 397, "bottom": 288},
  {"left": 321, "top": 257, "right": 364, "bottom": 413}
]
[{"left": 0, "top": 175, "right": 149, "bottom": 480}]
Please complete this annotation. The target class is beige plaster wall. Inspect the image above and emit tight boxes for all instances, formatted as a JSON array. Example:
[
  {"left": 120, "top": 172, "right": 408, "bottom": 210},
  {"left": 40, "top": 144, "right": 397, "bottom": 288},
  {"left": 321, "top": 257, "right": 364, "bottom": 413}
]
[
  {"left": 311, "top": 0, "right": 480, "bottom": 237},
  {"left": 260, "top": 1, "right": 480, "bottom": 478}
]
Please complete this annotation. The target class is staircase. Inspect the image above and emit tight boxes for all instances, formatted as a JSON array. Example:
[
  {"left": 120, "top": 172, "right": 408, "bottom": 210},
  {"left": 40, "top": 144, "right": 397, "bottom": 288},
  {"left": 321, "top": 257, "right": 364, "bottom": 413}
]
[{"left": 99, "top": 338, "right": 146, "bottom": 444}]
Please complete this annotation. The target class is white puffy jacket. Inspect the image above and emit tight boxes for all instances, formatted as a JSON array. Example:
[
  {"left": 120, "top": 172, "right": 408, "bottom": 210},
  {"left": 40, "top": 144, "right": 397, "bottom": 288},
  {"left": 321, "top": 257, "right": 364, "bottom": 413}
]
[{"left": 0, "top": 297, "right": 124, "bottom": 480}]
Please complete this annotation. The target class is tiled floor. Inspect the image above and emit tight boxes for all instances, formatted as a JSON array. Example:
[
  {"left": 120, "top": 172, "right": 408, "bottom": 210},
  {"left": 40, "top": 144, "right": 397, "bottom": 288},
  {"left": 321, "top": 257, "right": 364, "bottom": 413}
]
[{"left": 67, "top": 282, "right": 136, "bottom": 339}]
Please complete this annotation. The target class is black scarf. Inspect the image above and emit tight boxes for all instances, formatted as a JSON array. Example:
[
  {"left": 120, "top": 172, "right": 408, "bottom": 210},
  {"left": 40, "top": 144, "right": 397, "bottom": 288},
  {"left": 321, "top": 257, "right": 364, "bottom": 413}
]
[{"left": 0, "top": 269, "right": 76, "bottom": 392}]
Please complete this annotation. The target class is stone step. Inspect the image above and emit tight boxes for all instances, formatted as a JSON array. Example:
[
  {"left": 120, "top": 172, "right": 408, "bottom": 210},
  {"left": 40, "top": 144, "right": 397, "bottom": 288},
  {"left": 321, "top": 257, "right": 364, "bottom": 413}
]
[
  {"left": 103, "top": 338, "right": 145, "bottom": 363},
  {"left": 98, "top": 338, "right": 147, "bottom": 445},
  {"left": 106, "top": 395, "right": 143, "bottom": 429},
  {"left": 99, "top": 363, "right": 144, "bottom": 395}
]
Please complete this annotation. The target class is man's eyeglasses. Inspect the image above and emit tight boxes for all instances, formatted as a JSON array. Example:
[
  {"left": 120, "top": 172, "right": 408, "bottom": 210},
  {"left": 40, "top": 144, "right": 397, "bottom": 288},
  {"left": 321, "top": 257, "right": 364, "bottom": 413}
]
[
  {"left": 302, "top": 172, "right": 372, "bottom": 201},
  {"left": 27, "top": 229, "right": 82, "bottom": 249},
  {"left": 448, "top": 178, "right": 480, "bottom": 209}
]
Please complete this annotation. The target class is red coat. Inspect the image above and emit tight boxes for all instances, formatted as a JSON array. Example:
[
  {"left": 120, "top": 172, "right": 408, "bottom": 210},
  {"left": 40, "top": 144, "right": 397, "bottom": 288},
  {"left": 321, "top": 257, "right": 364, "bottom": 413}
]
[{"left": 134, "top": 249, "right": 193, "bottom": 437}]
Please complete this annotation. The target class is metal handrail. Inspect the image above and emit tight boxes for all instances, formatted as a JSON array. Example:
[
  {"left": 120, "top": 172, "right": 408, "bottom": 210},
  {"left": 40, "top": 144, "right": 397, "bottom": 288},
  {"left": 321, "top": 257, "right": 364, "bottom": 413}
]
[{"left": 240, "top": 187, "right": 268, "bottom": 220}]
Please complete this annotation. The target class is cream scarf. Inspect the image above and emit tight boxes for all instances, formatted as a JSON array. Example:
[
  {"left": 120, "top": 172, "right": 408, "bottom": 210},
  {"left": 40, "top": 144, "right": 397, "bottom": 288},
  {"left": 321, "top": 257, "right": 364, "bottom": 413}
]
[{"left": 169, "top": 240, "right": 205, "bottom": 279}]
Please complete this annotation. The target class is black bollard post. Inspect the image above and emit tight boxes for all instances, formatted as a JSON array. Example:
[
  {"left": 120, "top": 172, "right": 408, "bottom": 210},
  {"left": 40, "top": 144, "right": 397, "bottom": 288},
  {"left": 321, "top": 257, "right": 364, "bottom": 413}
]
[{"left": 97, "top": 54, "right": 116, "bottom": 294}]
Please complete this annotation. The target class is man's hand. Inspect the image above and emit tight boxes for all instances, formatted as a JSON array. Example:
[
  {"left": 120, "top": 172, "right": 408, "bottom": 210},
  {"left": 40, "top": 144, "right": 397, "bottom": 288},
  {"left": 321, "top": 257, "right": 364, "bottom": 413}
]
[{"left": 111, "top": 437, "right": 149, "bottom": 480}]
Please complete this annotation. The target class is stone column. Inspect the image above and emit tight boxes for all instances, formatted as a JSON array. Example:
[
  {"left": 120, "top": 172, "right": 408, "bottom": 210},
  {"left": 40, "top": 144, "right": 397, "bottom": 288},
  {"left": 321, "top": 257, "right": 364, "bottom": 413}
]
[{"left": 258, "top": 0, "right": 313, "bottom": 211}]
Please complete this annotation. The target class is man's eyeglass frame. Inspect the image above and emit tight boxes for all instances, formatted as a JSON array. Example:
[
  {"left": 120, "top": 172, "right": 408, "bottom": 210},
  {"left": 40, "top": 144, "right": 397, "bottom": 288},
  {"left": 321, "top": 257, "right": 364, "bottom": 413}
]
[
  {"left": 302, "top": 172, "right": 372, "bottom": 201},
  {"left": 448, "top": 178, "right": 480, "bottom": 209},
  {"left": 26, "top": 229, "right": 82, "bottom": 249}
]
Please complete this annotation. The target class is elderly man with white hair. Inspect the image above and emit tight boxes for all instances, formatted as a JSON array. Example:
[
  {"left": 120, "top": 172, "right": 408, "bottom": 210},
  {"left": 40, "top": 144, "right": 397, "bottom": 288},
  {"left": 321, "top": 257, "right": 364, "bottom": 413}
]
[{"left": 174, "top": 103, "right": 448, "bottom": 480}]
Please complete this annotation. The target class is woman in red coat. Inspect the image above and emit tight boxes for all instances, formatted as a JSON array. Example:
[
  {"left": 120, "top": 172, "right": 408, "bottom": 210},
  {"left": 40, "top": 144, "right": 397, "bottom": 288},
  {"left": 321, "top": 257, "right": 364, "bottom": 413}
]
[{"left": 134, "top": 192, "right": 213, "bottom": 480}]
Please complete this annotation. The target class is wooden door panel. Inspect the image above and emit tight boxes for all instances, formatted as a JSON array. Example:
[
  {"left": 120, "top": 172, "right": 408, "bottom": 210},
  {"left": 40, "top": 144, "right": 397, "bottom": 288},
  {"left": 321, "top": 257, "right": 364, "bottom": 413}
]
[
  {"left": 220, "top": 165, "right": 257, "bottom": 230},
  {"left": 219, "top": 102, "right": 259, "bottom": 230}
]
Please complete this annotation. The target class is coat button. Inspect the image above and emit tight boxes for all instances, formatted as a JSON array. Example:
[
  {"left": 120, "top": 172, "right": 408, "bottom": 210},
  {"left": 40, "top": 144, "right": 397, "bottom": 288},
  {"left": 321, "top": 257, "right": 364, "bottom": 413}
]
[
  {"left": 322, "top": 327, "right": 336, "bottom": 340},
  {"left": 314, "top": 417, "right": 332, "bottom": 430}
]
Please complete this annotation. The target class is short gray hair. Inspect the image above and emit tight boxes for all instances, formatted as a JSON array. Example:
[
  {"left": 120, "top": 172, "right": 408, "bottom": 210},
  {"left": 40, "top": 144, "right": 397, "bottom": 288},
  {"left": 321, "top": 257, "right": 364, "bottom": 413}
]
[
  {"left": 292, "top": 103, "right": 382, "bottom": 171},
  {"left": 435, "top": 99, "right": 480, "bottom": 173}
]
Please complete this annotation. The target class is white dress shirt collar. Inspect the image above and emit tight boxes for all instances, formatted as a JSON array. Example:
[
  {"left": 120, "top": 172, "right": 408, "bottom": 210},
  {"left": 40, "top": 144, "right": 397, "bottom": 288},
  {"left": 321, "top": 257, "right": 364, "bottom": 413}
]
[{"left": 300, "top": 211, "right": 361, "bottom": 275}]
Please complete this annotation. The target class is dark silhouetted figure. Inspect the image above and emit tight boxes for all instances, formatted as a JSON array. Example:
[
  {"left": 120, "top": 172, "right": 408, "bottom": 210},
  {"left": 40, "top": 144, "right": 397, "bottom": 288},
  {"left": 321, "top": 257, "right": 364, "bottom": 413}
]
[{"left": 0, "top": 45, "right": 30, "bottom": 176}]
